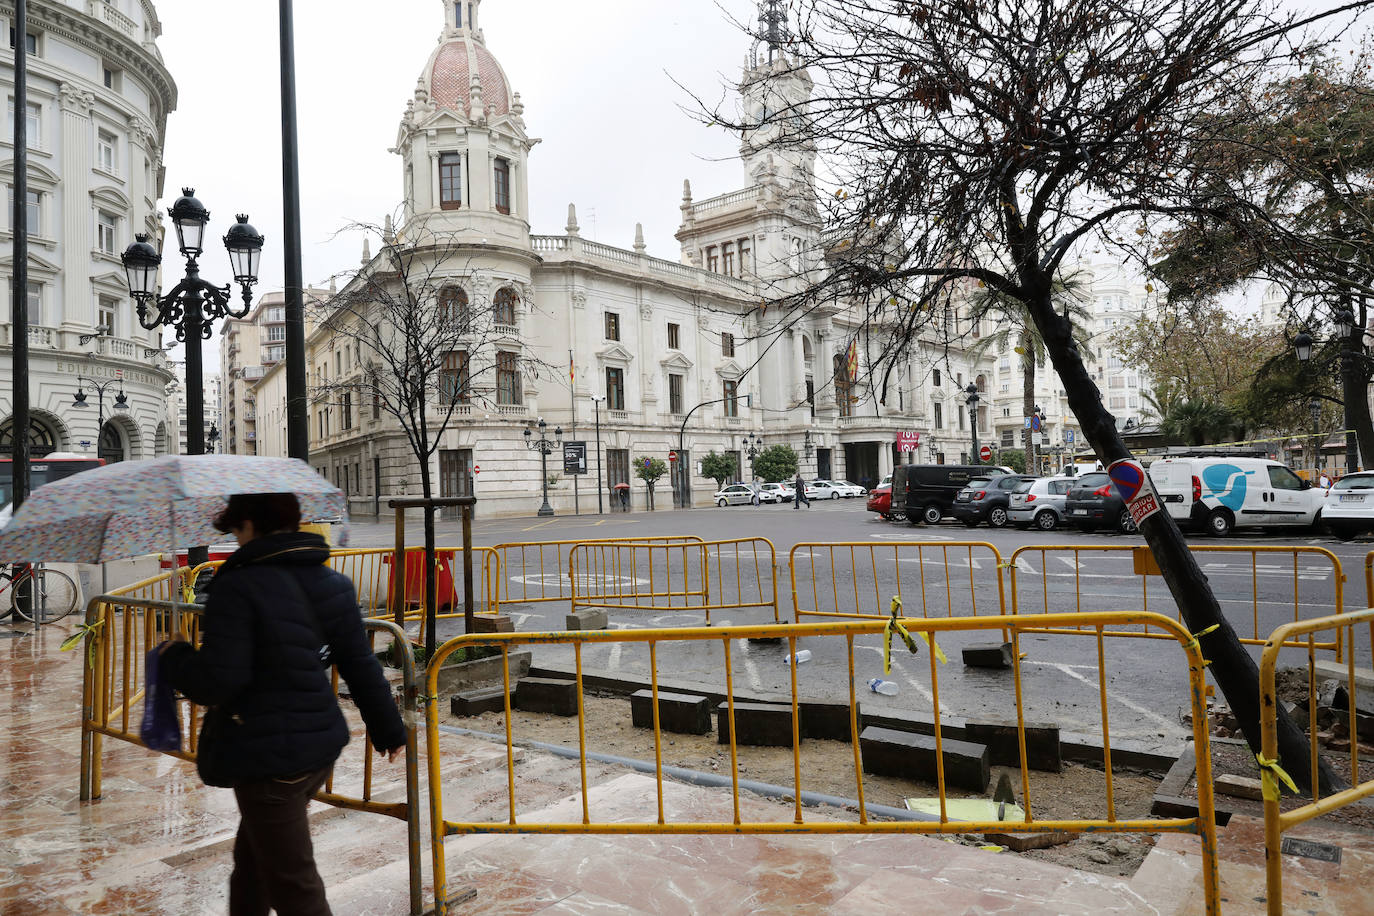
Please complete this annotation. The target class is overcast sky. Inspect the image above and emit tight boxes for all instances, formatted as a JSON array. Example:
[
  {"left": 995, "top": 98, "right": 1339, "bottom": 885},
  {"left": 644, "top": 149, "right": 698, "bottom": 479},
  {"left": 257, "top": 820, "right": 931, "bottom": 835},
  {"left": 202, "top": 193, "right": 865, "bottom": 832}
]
[{"left": 156, "top": 0, "right": 759, "bottom": 301}]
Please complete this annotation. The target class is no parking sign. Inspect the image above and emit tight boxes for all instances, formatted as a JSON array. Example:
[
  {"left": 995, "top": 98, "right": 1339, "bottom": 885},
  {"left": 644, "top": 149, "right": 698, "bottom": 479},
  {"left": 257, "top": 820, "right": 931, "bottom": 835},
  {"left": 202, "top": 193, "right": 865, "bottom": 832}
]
[{"left": 1108, "top": 458, "right": 1161, "bottom": 526}]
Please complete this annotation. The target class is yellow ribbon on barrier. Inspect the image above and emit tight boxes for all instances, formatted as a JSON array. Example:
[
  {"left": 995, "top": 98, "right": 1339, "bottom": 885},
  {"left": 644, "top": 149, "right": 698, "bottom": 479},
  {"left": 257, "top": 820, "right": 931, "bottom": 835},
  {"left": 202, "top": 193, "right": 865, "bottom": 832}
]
[
  {"left": 59, "top": 618, "right": 105, "bottom": 669},
  {"left": 1183, "top": 624, "right": 1220, "bottom": 668},
  {"left": 918, "top": 630, "right": 950, "bottom": 665},
  {"left": 1255, "top": 753, "right": 1298, "bottom": 802},
  {"left": 883, "top": 596, "right": 919, "bottom": 675}
]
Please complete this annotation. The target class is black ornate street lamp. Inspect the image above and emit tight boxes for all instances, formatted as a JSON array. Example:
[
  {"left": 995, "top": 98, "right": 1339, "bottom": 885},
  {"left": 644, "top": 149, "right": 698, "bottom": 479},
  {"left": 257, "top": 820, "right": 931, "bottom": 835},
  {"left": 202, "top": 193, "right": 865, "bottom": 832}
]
[
  {"left": 121, "top": 189, "right": 263, "bottom": 459},
  {"left": 1292, "top": 311, "right": 1369, "bottom": 474},
  {"left": 743, "top": 431, "right": 761, "bottom": 481},
  {"left": 207, "top": 423, "right": 221, "bottom": 454},
  {"left": 72, "top": 375, "right": 130, "bottom": 461},
  {"left": 524, "top": 418, "right": 563, "bottom": 517},
  {"left": 965, "top": 383, "right": 981, "bottom": 465}
]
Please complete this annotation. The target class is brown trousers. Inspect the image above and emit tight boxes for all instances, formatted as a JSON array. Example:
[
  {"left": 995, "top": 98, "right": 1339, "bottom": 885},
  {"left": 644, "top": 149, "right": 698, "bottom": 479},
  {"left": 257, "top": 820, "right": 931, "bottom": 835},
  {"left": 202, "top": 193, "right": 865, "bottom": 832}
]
[{"left": 230, "top": 766, "right": 333, "bottom": 916}]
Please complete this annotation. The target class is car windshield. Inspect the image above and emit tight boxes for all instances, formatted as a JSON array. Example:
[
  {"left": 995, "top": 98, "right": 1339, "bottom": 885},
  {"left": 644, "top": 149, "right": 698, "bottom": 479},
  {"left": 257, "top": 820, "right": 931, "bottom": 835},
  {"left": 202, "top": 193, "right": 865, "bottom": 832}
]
[
  {"left": 964, "top": 478, "right": 992, "bottom": 489},
  {"left": 1076, "top": 473, "right": 1110, "bottom": 488},
  {"left": 1332, "top": 475, "right": 1374, "bottom": 491},
  {"left": 1014, "top": 480, "right": 1034, "bottom": 493}
]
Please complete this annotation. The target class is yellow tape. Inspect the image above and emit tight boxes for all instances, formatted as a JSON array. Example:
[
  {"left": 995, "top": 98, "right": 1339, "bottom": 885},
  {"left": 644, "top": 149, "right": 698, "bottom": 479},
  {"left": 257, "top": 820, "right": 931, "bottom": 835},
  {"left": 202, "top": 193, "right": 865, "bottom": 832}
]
[
  {"left": 883, "top": 596, "right": 919, "bottom": 674},
  {"left": 1183, "top": 623, "right": 1219, "bottom": 668},
  {"left": 1256, "top": 753, "right": 1298, "bottom": 802},
  {"left": 918, "top": 630, "right": 949, "bottom": 665},
  {"left": 60, "top": 619, "right": 105, "bottom": 668}
]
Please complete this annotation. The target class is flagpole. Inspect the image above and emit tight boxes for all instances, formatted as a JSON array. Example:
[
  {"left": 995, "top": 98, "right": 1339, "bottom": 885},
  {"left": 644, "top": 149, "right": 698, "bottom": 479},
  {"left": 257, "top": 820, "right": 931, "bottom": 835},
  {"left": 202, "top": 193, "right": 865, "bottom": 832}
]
[{"left": 570, "top": 350, "right": 578, "bottom": 516}]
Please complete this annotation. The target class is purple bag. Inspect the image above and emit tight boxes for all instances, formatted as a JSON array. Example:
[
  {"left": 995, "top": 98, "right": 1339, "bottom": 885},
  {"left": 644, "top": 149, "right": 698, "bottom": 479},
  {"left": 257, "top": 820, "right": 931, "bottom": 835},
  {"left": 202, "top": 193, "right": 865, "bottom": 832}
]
[{"left": 141, "top": 646, "right": 182, "bottom": 752}]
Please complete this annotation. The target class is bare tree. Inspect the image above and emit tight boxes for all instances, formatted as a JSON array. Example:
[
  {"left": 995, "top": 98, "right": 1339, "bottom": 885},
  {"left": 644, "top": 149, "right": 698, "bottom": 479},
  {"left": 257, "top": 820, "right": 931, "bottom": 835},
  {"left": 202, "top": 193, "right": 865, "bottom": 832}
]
[
  {"left": 314, "top": 215, "right": 551, "bottom": 656},
  {"left": 710, "top": 0, "right": 1374, "bottom": 792}
]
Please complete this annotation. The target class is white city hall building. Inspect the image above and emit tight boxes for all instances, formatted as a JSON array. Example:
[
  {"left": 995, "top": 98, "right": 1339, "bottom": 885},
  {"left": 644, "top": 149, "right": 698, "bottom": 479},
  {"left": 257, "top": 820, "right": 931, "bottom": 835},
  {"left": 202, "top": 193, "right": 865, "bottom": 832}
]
[
  {"left": 297, "top": 0, "right": 1009, "bottom": 517},
  {"left": 0, "top": 0, "right": 177, "bottom": 464}
]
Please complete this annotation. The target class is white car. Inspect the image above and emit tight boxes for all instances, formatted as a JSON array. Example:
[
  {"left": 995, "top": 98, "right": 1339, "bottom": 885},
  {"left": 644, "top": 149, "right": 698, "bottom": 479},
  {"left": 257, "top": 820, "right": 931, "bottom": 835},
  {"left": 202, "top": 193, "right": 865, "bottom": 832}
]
[
  {"left": 713, "top": 484, "right": 778, "bottom": 507},
  {"left": 1150, "top": 457, "right": 1323, "bottom": 536},
  {"left": 759, "top": 482, "right": 795, "bottom": 502},
  {"left": 1322, "top": 472, "right": 1374, "bottom": 540},
  {"left": 807, "top": 480, "right": 845, "bottom": 499},
  {"left": 831, "top": 480, "right": 867, "bottom": 498}
]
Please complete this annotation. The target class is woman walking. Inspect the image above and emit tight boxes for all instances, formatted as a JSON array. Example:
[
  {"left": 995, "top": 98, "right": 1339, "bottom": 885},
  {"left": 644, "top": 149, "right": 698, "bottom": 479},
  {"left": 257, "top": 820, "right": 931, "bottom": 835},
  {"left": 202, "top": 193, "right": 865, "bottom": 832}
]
[{"left": 160, "top": 493, "right": 406, "bottom": 915}]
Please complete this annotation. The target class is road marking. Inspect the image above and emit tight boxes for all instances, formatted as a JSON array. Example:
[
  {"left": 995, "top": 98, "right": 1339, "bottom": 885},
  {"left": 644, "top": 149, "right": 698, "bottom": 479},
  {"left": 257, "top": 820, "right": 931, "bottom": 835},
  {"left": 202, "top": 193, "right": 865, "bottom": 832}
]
[
  {"left": 1022, "top": 660, "right": 1177, "bottom": 731},
  {"left": 520, "top": 520, "right": 559, "bottom": 532},
  {"left": 854, "top": 645, "right": 933, "bottom": 702},
  {"left": 1057, "top": 557, "right": 1082, "bottom": 571}
]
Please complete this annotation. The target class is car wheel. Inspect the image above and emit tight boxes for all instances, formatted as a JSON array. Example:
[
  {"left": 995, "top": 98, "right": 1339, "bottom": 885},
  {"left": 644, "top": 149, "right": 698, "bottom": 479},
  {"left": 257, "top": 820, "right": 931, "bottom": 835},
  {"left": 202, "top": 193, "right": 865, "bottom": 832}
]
[
  {"left": 717, "top": 498, "right": 728, "bottom": 507},
  {"left": 989, "top": 507, "right": 1009, "bottom": 528},
  {"left": 1330, "top": 522, "right": 1359, "bottom": 542},
  {"left": 922, "top": 505, "right": 943, "bottom": 525},
  {"left": 831, "top": 491, "right": 840, "bottom": 499},
  {"left": 1034, "top": 510, "right": 1057, "bottom": 531},
  {"left": 1118, "top": 509, "right": 1138, "bottom": 534},
  {"left": 1206, "top": 509, "right": 1234, "bottom": 537}
]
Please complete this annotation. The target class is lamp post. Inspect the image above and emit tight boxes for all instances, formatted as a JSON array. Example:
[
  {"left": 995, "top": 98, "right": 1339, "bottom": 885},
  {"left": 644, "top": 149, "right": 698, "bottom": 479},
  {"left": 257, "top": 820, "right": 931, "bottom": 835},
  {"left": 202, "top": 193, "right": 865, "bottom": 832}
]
[
  {"left": 1293, "top": 312, "right": 1365, "bottom": 474},
  {"left": 965, "top": 383, "right": 981, "bottom": 465},
  {"left": 72, "top": 376, "right": 130, "bottom": 462},
  {"left": 743, "top": 432, "right": 761, "bottom": 481},
  {"left": 523, "top": 418, "right": 562, "bottom": 517},
  {"left": 121, "top": 189, "right": 263, "bottom": 460},
  {"left": 207, "top": 423, "right": 221, "bottom": 454},
  {"left": 1309, "top": 396, "right": 1323, "bottom": 478},
  {"left": 591, "top": 395, "right": 605, "bottom": 514}
]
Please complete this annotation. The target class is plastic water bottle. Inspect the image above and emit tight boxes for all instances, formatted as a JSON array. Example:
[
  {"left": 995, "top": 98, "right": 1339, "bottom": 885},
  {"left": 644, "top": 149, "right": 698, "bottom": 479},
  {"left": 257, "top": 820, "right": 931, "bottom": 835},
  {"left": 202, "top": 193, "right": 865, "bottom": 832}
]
[
  {"left": 867, "top": 678, "right": 899, "bottom": 696},
  {"left": 784, "top": 649, "right": 812, "bottom": 664}
]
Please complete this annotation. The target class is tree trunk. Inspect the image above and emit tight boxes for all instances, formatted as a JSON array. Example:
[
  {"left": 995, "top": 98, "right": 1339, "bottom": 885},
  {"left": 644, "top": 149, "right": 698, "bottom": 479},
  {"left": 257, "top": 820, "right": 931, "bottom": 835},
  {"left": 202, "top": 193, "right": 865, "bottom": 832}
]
[
  {"left": 1342, "top": 333, "right": 1373, "bottom": 473},
  {"left": 1021, "top": 334, "right": 1036, "bottom": 472},
  {"left": 1028, "top": 288, "right": 1340, "bottom": 795}
]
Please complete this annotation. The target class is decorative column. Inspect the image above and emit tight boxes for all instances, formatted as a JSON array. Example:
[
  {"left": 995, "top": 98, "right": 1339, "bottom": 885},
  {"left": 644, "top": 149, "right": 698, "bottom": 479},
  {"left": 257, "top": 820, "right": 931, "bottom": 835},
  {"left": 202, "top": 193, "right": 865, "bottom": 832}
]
[{"left": 59, "top": 82, "right": 95, "bottom": 333}]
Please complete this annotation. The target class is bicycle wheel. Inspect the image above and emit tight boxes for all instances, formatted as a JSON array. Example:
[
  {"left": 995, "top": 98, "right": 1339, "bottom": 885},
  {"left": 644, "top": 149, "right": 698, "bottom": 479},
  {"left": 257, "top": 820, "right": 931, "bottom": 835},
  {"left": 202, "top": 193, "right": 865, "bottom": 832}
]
[
  {"left": 0, "top": 572, "right": 14, "bottom": 621},
  {"left": 12, "top": 567, "right": 80, "bottom": 624}
]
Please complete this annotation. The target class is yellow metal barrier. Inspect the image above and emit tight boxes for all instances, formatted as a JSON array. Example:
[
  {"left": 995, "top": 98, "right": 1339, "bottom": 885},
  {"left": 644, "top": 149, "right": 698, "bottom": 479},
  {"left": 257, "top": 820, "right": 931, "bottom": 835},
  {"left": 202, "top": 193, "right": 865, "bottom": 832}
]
[
  {"left": 77, "top": 595, "right": 426, "bottom": 915},
  {"left": 422, "top": 612, "right": 1220, "bottom": 915},
  {"left": 1260, "top": 607, "right": 1374, "bottom": 915},
  {"left": 183, "top": 545, "right": 502, "bottom": 623},
  {"left": 1010, "top": 544, "right": 1346, "bottom": 654},
  {"left": 485, "top": 536, "right": 704, "bottom": 611},
  {"left": 788, "top": 540, "right": 1007, "bottom": 623},
  {"left": 567, "top": 537, "right": 778, "bottom": 624}
]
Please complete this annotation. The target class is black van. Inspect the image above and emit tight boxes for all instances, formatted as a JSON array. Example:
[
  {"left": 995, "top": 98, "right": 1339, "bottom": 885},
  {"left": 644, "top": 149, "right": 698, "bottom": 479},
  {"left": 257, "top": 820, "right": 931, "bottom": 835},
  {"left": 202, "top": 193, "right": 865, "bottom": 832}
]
[{"left": 892, "top": 464, "right": 1013, "bottom": 525}]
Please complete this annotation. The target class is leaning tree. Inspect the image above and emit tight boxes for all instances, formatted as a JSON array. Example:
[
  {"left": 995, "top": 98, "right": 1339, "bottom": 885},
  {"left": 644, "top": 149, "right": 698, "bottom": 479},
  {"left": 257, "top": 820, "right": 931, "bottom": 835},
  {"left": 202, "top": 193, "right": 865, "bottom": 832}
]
[{"left": 712, "top": 0, "right": 1374, "bottom": 792}]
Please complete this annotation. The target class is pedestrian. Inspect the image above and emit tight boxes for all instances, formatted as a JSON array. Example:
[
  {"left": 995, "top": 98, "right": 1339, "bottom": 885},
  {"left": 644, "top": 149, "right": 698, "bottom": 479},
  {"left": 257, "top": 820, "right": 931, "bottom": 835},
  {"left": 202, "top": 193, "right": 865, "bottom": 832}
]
[
  {"left": 159, "top": 493, "right": 406, "bottom": 916},
  {"left": 1319, "top": 472, "right": 1332, "bottom": 489},
  {"left": 794, "top": 473, "right": 811, "bottom": 509}
]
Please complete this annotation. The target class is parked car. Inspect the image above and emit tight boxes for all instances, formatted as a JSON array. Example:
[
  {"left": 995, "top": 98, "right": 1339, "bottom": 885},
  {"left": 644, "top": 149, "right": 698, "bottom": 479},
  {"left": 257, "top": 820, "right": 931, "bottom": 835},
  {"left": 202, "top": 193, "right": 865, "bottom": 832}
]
[
  {"left": 713, "top": 484, "right": 778, "bottom": 506},
  {"left": 878, "top": 473, "right": 893, "bottom": 489},
  {"left": 1321, "top": 471, "right": 1374, "bottom": 540},
  {"left": 1064, "top": 471, "right": 1136, "bottom": 534},
  {"left": 808, "top": 480, "right": 846, "bottom": 500},
  {"left": 759, "top": 482, "right": 794, "bottom": 502},
  {"left": 1149, "top": 456, "right": 1323, "bottom": 536},
  {"left": 892, "top": 464, "right": 1013, "bottom": 525},
  {"left": 951, "top": 474, "right": 1037, "bottom": 528},
  {"left": 866, "top": 484, "right": 899, "bottom": 520},
  {"left": 1008, "top": 476, "right": 1076, "bottom": 530},
  {"left": 832, "top": 480, "right": 867, "bottom": 498}
]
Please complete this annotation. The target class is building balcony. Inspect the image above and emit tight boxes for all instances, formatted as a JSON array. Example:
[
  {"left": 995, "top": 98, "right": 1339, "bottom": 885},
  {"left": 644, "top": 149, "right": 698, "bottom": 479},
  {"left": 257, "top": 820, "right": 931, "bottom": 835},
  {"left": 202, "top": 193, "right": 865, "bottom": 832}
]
[
  {"left": 87, "top": 1, "right": 135, "bottom": 37},
  {"left": 245, "top": 431, "right": 257, "bottom": 441}
]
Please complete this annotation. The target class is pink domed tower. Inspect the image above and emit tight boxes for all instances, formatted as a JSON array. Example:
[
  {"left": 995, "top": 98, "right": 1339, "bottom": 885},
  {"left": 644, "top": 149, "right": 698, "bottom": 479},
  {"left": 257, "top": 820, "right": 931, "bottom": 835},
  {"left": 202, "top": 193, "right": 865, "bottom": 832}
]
[{"left": 394, "top": 0, "right": 534, "bottom": 246}]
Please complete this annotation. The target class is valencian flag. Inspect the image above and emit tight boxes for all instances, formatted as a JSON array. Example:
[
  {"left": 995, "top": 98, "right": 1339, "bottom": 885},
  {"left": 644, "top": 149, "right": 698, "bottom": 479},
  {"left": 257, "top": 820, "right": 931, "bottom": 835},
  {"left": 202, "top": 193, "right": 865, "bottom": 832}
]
[{"left": 845, "top": 338, "right": 859, "bottom": 381}]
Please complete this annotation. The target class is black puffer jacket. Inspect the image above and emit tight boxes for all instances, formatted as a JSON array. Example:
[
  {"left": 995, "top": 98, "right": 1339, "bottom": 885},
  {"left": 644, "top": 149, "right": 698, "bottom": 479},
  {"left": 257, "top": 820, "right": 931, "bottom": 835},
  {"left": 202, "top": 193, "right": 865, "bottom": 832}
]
[{"left": 162, "top": 531, "right": 406, "bottom": 786}]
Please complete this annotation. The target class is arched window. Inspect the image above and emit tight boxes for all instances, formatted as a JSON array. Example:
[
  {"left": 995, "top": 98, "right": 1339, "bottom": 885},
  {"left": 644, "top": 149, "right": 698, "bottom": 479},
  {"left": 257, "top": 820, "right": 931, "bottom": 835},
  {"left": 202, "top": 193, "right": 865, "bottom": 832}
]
[
  {"left": 975, "top": 374, "right": 986, "bottom": 393},
  {"left": 801, "top": 335, "right": 813, "bottom": 361},
  {"left": 493, "top": 286, "right": 518, "bottom": 326},
  {"left": 438, "top": 286, "right": 469, "bottom": 329},
  {"left": 0, "top": 417, "right": 57, "bottom": 457},
  {"left": 99, "top": 422, "right": 125, "bottom": 464}
]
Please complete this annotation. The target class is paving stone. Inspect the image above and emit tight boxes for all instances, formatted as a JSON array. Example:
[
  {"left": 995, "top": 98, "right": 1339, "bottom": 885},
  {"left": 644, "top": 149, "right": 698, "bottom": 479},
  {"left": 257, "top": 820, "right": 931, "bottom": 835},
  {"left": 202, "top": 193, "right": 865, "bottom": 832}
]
[
  {"left": 962, "top": 642, "right": 1013, "bottom": 669},
  {"left": 964, "top": 719, "right": 1062, "bottom": 772},
  {"left": 514, "top": 677, "right": 579, "bottom": 716},
  {"left": 859, "top": 725, "right": 989, "bottom": 792},
  {"left": 630, "top": 689, "right": 713, "bottom": 735},
  {"left": 450, "top": 686, "right": 509, "bottom": 717},
  {"left": 471, "top": 614, "right": 514, "bottom": 633},
  {"left": 566, "top": 607, "right": 609, "bottom": 630},
  {"left": 717, "top": 701, "right": 801, "bottom": 747}
]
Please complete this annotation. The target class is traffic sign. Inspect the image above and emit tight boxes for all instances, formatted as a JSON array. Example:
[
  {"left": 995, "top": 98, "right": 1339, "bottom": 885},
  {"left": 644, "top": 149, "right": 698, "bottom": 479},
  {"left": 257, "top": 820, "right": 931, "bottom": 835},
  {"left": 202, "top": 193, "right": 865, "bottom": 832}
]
[
  {"left": 473, "top": 465, "right": 481, "bottom": 475},
  {"left": 979, "top": 445, "right": 992, "bottom": 461},
  {"left": 1066, "top": 430, "right": 1075, "bottom": 444},
  {"left": 1031, "top": 414, "right": 1042, "bottom": 432},
  {"left": 1024, "top": 417, "right": 1032, "bottom": 429},
  {"left": 643, "top": 458, "right": 651, "bottom": 469},
  {"left": 668, "top": 450, "right": 678, "bottom": 462}
]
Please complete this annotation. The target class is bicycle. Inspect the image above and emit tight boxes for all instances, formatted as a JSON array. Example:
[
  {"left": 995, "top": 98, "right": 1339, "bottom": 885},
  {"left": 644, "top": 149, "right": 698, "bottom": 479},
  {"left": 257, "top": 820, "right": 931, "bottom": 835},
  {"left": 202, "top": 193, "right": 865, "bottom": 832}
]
[{"left": 0, "top": 562, "right": 80, "bottom": 624}]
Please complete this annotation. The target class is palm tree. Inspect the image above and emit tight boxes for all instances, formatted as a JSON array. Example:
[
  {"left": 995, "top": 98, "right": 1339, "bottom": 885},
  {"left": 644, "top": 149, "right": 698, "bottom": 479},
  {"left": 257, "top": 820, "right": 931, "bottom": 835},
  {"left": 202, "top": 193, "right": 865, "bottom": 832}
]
[
  {"left": 967, "top": 275, "right": 1095, "bottom": 470},
  {"left": 1159, "top": 399, "right": 1237, "bottom": 446}
]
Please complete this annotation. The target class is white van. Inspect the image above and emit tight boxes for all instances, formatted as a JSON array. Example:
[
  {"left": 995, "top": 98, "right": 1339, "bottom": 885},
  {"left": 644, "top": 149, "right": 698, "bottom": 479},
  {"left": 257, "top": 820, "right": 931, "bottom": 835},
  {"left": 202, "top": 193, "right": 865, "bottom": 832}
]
[{"left": 1149, "top": 457, "right": 1323, "bottom": 536}]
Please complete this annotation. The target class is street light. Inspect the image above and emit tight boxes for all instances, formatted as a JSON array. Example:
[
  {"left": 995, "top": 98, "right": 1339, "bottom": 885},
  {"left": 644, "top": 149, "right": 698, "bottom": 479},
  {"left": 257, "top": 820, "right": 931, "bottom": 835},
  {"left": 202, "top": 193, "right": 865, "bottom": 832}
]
[
  {"left": 207, "top": 423, "right": 221, "bottom": 454},
  {"left": 965, "top": 383, "right": 981, "bottom": 465},
  {"left": 1309, "top": 396, "right": 1323, "bottom": 477},
  {"left": 72, "top": 375, "right": 130, "bottom": 461},
  {"left": 121, "top": 189, "right": 263, "bottom": 459},
  {"left": 524, "top": 418, "right": 563, "bottom": 517},
  {"left": 590, "top": 395, "right": 605, "bottom": 514},
  {"left": 743, "top": 432, "right": 762, "bottom": 481},
  {"left": 1292, "top": 313, "right": 1370, "bottom": 474}
]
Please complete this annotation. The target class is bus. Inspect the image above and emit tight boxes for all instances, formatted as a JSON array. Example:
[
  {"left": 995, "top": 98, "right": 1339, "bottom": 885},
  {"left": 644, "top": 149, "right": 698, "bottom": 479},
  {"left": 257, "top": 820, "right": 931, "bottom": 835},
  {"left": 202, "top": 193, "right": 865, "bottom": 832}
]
[{"left": 0, "top": 453, "right": 106, "bottom": 522}]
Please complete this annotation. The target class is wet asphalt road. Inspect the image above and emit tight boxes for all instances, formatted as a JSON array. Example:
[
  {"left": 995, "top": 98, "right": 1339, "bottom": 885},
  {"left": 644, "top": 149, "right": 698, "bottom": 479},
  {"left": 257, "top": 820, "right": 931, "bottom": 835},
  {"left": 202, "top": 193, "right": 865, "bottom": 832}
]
[{"left": 349, "top": 498, "right": 1373, "bottom": 749}]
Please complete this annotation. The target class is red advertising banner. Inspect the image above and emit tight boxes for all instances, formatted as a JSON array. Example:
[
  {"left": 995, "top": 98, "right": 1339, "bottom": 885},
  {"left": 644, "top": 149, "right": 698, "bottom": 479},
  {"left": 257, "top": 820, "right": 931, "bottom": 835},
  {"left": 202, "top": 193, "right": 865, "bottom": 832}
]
[{"left": 895, "top": 432, "right": 922, "bottom": 451}]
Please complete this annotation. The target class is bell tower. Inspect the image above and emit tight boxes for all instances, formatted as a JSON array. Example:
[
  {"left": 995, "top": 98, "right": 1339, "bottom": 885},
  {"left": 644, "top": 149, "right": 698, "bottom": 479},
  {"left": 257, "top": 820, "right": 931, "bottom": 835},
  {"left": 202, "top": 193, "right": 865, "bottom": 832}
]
[{"left": 739, "top": 0, "right": 816, "bottom": 196}]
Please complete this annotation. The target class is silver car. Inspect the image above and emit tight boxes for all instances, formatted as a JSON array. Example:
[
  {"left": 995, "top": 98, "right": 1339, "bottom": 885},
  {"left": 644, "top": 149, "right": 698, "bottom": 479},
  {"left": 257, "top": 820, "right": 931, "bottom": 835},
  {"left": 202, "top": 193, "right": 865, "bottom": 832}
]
[
  {"left": 1008, "top": 476, "right": 1075, "bottom": 530},
  {"left": 713, "top": 484, "right": 778, "bottom": 506}
]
